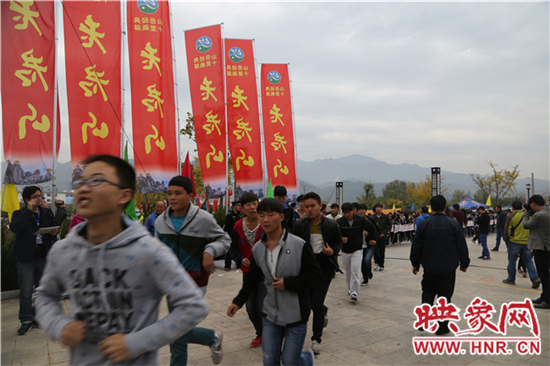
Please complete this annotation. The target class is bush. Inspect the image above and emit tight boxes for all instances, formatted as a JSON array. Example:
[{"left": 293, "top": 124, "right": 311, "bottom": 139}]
[{"left": 1, "top": 218, "right": 18, "bottom": 291}]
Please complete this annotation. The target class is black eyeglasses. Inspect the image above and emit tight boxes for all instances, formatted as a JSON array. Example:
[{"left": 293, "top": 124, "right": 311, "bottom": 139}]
[
  {"left": 72, "top": 177, "right": 125, "bottom": 190},
  {"left": 30, "top": 194, "right": 44, "bottom": 199}
]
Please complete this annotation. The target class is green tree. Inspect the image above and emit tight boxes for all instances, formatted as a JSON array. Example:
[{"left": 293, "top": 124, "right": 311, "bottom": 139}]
[
  {"left": 383, "top": 180, "right": 410, "bottom": 210},
  {"left": 406, "top": 175, "right": 448, "bottom": 208},
  {"left": 471, "top": 161, "right": 520, "bottom": 205},
  {"left": 450, "top": 189, "right": 467, "bottom": 204}
]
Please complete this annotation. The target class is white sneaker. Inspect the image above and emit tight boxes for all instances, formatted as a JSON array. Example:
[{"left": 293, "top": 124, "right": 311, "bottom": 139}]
[
  {"left": 312, "top": 340, "right": 321, "bottom": 354},
  {"left": 211, "top": 331, "right": 223, "bottom": 364},
  {"left": 350, "top": 293, "right": 358, "bottom": 302},
  {"left": 374, "top": 265, "right": 380, "bottom": 271}
]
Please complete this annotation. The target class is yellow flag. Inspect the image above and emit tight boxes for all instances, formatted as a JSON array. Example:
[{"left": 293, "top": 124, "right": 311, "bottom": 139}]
[
  {"left": 392, "top": 203, "right": 396, "bottom": 210},
  {"left": 1, "top": 184, "right": 20, "bottom": 221},
  {"left": 486, "top": 195, "right": 492, "bottom": 207}
]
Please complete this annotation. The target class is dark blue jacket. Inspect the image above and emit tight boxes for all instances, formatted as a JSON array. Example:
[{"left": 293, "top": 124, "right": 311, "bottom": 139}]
[
  {"left": 10, "top": 206, "right": 56, "bottom": 263},
  {"left": 410, "top": 213, "right": 470, "bottom": 274}
]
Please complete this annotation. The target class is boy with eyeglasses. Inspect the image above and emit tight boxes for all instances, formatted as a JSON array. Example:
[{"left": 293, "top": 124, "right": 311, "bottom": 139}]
[
  {"left": 10, "top": 186, "right": 57, "bottom": 335},
  {"left": 35, "top": 155, "right": 209, "bottom": 365}
]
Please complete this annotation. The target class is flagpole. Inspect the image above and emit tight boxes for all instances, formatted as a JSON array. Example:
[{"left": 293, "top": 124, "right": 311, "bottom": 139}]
[
  {"left": 257, "top": 60, "right": 268, "bottom": 194},
  {"left": 287, "top": 62, "right": 298, "bottom": 196},
  {"left": 221, "top": 23, "right": 229, "bottom": 214},
  {"left": 51, "top": 0, "right": 59, "bottom": 209},
  {"left": 120, "top": 0, "right": 127, "bottom": 158},
  {"left": 169, "top": 0, "right": 182, "bottom": 173}
]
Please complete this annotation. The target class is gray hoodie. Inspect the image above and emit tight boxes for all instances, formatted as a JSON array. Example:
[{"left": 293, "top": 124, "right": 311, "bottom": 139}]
[{"left": 34, "top": 218, "right": 209, "bottom": 365}]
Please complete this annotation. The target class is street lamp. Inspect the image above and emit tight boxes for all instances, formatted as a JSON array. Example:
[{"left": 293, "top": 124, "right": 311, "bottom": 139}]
[{"left": 526, "top": 183, "right": 531, "bottom": 199}]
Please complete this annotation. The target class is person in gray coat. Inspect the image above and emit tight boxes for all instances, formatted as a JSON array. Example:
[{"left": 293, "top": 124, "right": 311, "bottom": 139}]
[{"left": 523, "top": 195, "right": 550, "bottom": 309}]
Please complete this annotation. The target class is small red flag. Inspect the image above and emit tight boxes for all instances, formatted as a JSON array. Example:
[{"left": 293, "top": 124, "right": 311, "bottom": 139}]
[
  {"left": 213, "top": 198, "right": 218, "bottom": 212},
  {"left": 181, "top": 152, "right": 196, "bottom": 196}
]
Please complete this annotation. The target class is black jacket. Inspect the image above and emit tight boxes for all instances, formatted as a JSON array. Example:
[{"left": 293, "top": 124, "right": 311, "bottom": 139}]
[
  {"left": 337, "top": 214, "right": 377, "bottom": 253},
  {"left": 293, "top": 215, "right": 343, "bottom": 273},
  {"left": 476, "top": 212, "right": 490, "bottom": 234},
  {"left": 10, "top": 206, "right": 56, "bottom": 263},
  {"left": 410, "top": 213, "right": 470, "bottom": 274}
]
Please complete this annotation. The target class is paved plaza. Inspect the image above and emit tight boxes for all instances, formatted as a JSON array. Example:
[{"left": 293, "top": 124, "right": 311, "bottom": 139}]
[{"left": 2, "top": 238, "right": 549, "bottom": 365}]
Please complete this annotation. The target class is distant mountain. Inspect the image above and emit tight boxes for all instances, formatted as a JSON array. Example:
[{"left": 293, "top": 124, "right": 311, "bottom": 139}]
[
  {"left": 2, "top": 155, "right": 548, "bottom": 204},
  {"left": 297, "top": 155, "right": 550, "bottom": 203}
]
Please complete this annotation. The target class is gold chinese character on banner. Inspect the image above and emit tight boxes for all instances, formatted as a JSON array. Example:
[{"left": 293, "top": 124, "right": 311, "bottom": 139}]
[
  {"left": 206, "top": 144, "right": 224, "bottom": 168},
  {"left": 235, "top": 149, "right": 254, "bottom": 171},
  {"left": 10, "top": 1, "right": 42, "bottom": 36},
  {"left": 271, "top": 132, "right": 288, "bottom": 154},
  {"left": 79, "top": 65, "right": 109, "bottom": 101},
  {"left": 273, "top": 159, "right": 289, "bottom": 178},
  {"left": 231, "top": 85, "right": 249, "bottom": 111},
  {"left": 79, "top": 14, "right": 106, "bottom": 54},
  {"left": 18, "top": 103, "right": 50, "bottom": 140},
  {"left": 200, "top": 77, "right": 218, "bottom": 101},
  {"left": 203, "top": 111, "right": 221, "bottom": 135},
  {"left": 269, "top": 104, "right": 284, "bottom": 126},
  {"left": 233, "top": 118, "right": 252, "bottom": 142},
  {"left": 15, "top": 49, "right": 48, "bottom": 91},
  {"left": 144, "top": 125, "right": 165, "bottom": 154},
  {"left": 82, "top": 112, "right": 109, "bottom": 144},
  {"left": 140, "top": 42, "right": 161, "bottom": 76},
  {"left": 142, "top": 84, "right": 164, "bottom": 118}
]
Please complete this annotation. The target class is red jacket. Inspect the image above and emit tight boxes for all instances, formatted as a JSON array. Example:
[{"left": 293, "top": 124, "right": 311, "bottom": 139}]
[{"left": 229, "top": 218, "right": 264, "bottom": 275}]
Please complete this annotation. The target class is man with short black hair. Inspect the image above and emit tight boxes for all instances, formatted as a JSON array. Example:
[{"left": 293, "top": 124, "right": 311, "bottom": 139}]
[
  {"left": 144, "top": 201, "right": 166, "bottom": 236},
  {"left": 372, "top": 203, "right": 391, "bottom": 271},
  {"left": 223, "top": 201, "right": 242, "bottom": 270},
  {"left": 11, "top": 186, "right": 57, "bottom": 335},
  {"left": 523, "top": 195, "right": 550, "bottom": 309},
  {"left": 476, "top": 206, "right": 491, "bottom": 260},
  {"left": 274, "top": 185, "right": 294, "bottom": 231},
  {"left": 338, "top": 202, "right": 376, "bottom": 301},
  {"left": 327, "top": 203, "right": 342, "bottom": 220},
  {"left": 492, "top": 205, "right": 507, "bottom": 251},
  {"left": 155, "top": 175, "right": 231, "bottom": 365},
  {"left": 410, "top": 195, "right": 470, "bottom": 335},
  {"left": 35, "top": 155, "right": 209, "bottom": 364},
  {"left": 451, "top": 204, "right": 465, "bottom": 229},
  {"left": 227, "top": 198, "right": 318, "bottom": 366},
  {"left": 293, "top": 192, "right": 343, "bottom": 354},
  {"left": 228, "top": 193, "right": 265, "bottom": 348}
]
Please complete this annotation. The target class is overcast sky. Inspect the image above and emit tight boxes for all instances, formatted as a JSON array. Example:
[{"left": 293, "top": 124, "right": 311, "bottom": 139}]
[
  {"left": 12, "top": 1, "right": 549, "bottom": 183},
  {"left": 178, "top": 1, "right": 549, "bottom": 182}
]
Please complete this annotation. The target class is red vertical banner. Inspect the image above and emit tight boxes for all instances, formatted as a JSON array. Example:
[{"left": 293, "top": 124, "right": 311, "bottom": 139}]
[
  {"left": 2, "top": 0, "right": 60, "bottom": 184},
  {"left": 185, "top": 25, "right": 227, "bottom": 200},
  {"left": 127, "top": 0, "right": 177, "bottom": 193},
  {"left": 225, "top": 39, "right": 264, "bottom": 200},
  {"left": 260, "top": 64, "right": 298, "bottom": 200},
  {"left": 63, "top": 0, "right": 121, "bottom": 180}
]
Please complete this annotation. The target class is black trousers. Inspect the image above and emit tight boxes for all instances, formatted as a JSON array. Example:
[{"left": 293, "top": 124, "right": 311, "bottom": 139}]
[
  {"left": 533, "top": 249, "right": 550, "bottom": 303},
  {"left": 421, "top": 271, "right": 456, "bottom": 305},
  {"left": 310, "top": 271, "right": 333, "bottom": 343},
  {"left": 374, "top": 236, "right": 387, "bottom": 267}
]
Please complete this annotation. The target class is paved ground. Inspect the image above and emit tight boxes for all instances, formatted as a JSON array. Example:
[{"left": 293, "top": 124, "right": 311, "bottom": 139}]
[{"left": 2, "top": 237, "right": 549, "bottom": 365}]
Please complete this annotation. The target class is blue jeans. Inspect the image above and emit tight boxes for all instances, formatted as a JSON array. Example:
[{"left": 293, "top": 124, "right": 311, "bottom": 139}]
[
  {"left": 494, "top": 228, "right": 505, "bottom": 249},
  {"left": 262, "top": 318, "right": 311, "bottom": 366},
  {"left": 361, "top": 246, "right": 376, "bottom": 281},
  {"left": 168, "top": 297, "right": 215, "bottom": 366},
  {"left": 479, "top": 234, "right": 489, "bottom": 258},
  {"left": 506, "top": 242, "right": 538, "bottom": 283},
  {"left": 245, "top": 276, "right": 266, "bottom": 337},
  {"left": 17, "top": 259, "right": 46, "bottom": 322}
]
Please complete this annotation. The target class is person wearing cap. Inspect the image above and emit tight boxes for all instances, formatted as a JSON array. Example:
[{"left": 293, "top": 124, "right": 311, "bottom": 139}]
[
  {"left": 476, "top": 206, "right": 491, "bottom": 260},
  {"left": 223, "top": 200, "right": 242, "bottom": 270}
]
